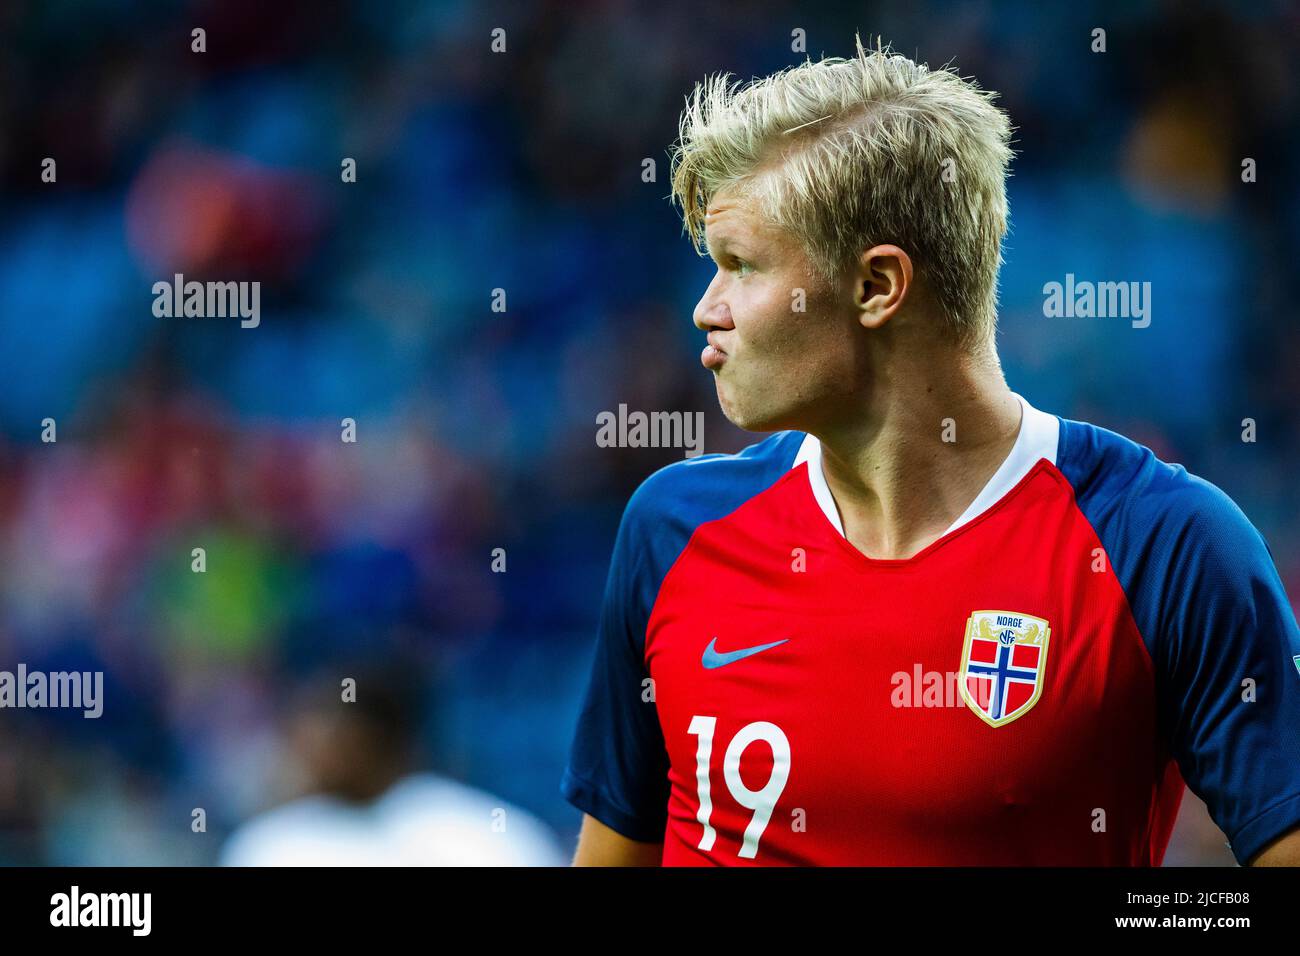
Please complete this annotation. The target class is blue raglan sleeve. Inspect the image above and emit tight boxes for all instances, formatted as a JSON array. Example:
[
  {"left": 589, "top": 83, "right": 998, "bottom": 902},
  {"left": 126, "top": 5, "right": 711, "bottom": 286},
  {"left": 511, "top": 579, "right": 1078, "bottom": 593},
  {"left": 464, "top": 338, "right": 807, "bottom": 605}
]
[
  {"left": 560, "top": 488, "right": 671, "bottom": 843},
  {"left": 1153, "top": 483, "right": 1300, "bottom": 864}
]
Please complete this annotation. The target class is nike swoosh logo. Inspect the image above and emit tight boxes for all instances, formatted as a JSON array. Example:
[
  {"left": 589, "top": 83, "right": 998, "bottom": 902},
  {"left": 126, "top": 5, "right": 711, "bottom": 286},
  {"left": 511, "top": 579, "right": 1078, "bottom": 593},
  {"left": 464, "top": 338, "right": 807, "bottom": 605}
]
[{"left": 702, "top": 637, "right": 789, "bottom": 669}]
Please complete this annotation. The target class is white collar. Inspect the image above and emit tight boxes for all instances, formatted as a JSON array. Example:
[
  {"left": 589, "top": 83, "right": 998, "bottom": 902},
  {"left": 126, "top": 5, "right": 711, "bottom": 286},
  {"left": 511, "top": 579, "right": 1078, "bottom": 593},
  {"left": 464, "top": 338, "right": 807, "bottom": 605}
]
[{"left": 791, "top": 393, "right": 1059, "bottom": 539}]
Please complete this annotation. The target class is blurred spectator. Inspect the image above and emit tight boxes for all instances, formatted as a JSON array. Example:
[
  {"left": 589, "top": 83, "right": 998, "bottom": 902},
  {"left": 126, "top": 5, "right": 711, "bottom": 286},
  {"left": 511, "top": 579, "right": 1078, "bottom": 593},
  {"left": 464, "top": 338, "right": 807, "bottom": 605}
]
[{"left": 220, "top": 666, "right": 565, "bottom": 865}]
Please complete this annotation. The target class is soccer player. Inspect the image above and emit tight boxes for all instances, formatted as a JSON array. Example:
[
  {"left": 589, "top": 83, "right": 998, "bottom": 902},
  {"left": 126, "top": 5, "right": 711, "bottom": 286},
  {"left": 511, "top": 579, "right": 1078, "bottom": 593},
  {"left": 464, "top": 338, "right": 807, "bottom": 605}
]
[{"left": 561, "top": 41, "right": 1300, "bottom": 866}]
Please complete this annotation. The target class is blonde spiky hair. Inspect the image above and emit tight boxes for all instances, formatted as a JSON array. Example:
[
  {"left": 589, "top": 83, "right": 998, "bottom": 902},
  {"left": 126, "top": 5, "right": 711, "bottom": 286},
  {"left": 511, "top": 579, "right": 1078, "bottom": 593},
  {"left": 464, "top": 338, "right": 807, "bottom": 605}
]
[{"left": 669, "top": 36, "right": 1014, "bottom": 349}]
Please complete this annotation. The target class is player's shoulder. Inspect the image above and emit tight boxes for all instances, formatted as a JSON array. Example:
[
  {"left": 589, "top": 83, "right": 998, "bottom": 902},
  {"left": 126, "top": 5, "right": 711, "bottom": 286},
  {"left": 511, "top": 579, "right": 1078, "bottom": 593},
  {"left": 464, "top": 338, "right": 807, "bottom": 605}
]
[
  {"left": 1054, "top": 414, "right": 1267, "bottom": 576},
  {"left": 621, "top": 429, "right": 805, "bottom": 535}
]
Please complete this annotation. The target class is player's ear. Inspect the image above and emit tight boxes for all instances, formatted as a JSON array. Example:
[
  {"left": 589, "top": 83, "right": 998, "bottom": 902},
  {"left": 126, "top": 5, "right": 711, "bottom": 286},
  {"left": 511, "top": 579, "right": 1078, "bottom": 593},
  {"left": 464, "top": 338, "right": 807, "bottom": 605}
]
[{"left": 855, "top": 244, "right": 912, "bottom": 330}]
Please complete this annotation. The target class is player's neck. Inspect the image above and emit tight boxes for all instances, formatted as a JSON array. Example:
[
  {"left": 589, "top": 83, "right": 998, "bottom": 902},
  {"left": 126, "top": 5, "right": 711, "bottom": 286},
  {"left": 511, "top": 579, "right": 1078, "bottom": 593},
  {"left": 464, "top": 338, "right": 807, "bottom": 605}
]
[{"left": 810, "top": 348, "right": 1020, "bottom": 562}]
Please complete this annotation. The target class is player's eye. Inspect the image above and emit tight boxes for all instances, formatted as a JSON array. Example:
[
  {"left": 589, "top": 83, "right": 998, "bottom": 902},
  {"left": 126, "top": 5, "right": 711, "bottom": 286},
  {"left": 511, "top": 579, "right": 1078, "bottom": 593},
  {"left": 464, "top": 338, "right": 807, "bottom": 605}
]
[{"left": 733, "top": 259, "right": 754, "bottom": 277}]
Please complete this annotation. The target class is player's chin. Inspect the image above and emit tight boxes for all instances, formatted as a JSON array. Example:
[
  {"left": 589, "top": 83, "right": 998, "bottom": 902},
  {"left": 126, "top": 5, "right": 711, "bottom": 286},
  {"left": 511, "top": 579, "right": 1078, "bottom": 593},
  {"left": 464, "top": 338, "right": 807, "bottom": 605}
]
[{"left": 715, "top": 381, "right": 786, "bottom": 433}]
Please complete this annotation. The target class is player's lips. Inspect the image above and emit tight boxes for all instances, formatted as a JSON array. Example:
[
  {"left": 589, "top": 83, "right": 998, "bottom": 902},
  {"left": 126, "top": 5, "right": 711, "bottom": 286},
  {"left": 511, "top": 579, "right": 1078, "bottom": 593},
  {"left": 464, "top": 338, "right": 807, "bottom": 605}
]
[{"left": 701, "top": 333, "right": 729, "bottom": 370}]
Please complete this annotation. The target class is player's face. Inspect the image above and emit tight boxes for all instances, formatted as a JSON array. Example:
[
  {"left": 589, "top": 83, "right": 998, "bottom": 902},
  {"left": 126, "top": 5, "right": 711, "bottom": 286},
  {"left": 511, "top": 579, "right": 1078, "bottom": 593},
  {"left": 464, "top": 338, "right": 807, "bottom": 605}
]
[{"left": 693, "top": 190, "right": 862, "bottom": 432}]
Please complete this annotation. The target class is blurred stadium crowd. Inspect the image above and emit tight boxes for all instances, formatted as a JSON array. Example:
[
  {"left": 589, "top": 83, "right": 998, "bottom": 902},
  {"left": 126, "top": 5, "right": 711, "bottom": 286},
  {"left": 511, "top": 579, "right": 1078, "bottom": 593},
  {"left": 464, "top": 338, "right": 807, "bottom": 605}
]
[{"left": 0, "top": 0, "right": 1296, "bottom": 864}]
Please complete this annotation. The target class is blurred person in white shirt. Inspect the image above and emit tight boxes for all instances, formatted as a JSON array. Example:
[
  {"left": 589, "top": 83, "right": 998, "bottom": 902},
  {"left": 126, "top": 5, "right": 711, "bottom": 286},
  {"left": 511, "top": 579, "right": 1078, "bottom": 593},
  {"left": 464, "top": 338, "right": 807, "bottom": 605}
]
[{"left": 221, "top": 664, "right": 564, "bottom": 866}]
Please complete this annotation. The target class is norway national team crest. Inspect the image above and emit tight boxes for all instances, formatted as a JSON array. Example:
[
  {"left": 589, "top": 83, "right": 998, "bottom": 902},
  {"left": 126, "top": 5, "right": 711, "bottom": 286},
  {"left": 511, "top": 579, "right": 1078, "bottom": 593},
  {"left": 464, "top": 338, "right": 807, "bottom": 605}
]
[{"left": 958, "top": 610, "right": 1051, "bottom": 728}]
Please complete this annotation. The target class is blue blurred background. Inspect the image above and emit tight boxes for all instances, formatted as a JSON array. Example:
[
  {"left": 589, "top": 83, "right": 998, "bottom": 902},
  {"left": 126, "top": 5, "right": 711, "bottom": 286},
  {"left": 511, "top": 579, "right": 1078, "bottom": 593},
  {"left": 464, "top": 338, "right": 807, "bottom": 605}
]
[{"left": 0, "top": 0, "right": 1296, "bottom": 864}]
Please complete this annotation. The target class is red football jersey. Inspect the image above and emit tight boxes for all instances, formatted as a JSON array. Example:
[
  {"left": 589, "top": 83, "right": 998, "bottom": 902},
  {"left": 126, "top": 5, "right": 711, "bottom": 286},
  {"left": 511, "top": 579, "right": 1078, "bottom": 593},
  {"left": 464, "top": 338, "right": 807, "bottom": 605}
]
[{"left": 563, "top": 395, "right": 1300, "bottom": 865}]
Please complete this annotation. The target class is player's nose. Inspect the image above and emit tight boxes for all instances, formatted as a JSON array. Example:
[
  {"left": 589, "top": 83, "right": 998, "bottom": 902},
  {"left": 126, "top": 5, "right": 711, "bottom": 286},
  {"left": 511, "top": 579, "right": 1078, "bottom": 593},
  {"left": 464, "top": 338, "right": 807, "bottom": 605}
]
[{"left": 693, "top": 281, "right": 736, "bottom": 333}]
